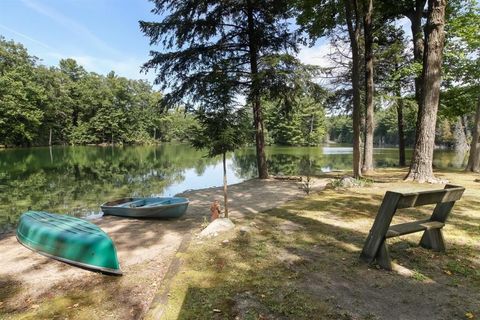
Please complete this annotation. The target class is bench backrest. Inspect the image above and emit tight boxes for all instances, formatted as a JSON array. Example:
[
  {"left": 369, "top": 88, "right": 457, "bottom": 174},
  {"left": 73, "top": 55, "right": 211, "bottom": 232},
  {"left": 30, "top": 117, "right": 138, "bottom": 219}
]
[{"left": 387, "top": 184, "right": 465, "bottom": 209}]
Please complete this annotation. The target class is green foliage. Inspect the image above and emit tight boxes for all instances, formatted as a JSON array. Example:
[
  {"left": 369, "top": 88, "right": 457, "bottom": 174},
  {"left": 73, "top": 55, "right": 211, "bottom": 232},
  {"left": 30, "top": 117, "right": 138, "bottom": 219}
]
[
  {"left": 0, "top": 37, "right": 193, "bottom": 146},
  {"left": 189, "top": 73, "right": 251, "bottom": 158},
  {"left": 375, "top": 99, "right": 418, "bottom": 146},
  {"left": 265, "top": 96, "right": 326, "bottom": 146},
  {"left": 327, "top": 115, "right": 353, "bottom": 143},
  {"left": 0, "top": 37, "right": 44, "bottom": 145},
  {"left": 442, "top": 0, "right": 479, "bottom": 120}
]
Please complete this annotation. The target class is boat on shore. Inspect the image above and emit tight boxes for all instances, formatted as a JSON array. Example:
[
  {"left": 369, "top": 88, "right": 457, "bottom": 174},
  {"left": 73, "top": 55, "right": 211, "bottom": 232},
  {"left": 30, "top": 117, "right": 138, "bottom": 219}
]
[
  {"left": 16, "top": 211, "right": 122, "bottom": 275},
  {"left": 101, "top": 197, "right": 189, "bottom": 218}
]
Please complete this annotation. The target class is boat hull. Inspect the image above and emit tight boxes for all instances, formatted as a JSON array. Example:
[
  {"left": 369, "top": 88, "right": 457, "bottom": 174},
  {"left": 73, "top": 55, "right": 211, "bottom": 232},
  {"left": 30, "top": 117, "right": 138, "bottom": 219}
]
[
  {"left": 101, "top": 197, "right": 189, "bottom": 218},
  {"left": 16, "top": 211, "right": 122, "bottom": 275}
]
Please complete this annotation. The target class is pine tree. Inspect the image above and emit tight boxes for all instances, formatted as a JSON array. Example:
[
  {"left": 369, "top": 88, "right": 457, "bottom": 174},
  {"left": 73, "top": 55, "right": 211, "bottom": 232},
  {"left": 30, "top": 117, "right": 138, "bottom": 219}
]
[{"left": 139, "top": 0, "right": 301, "bottom": 179}]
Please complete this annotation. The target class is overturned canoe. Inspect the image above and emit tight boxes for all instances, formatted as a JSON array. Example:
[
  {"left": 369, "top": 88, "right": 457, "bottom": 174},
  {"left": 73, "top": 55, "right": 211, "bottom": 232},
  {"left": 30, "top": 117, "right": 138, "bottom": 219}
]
[
  {"left": 16, "top": 211, "right": 122, "bottom": 275},
  {"left": 101, "top": 197, "right": 189, "bottom": 218}
]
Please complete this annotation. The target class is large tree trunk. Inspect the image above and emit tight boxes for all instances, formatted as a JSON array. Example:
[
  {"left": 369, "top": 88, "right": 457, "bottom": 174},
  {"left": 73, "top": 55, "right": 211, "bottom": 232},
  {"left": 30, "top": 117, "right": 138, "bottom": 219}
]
[
  {"left": 410, "top": 0, "right": 427, "bottom": 107},
  {"left": 344, "top": 0, "right": 363, "bottom": 179},
  {"left": 362, "top": 0, "right": 375, "bottom": 174},
  {"left": 466, "top": 97, "right": 480, "bottom": 172},
  {"left": 407, "top": 0, "right": 427, "bottom": 144},
  {"left": 405, "top": 0, "right": 446, "bottom": 183},
  {"left": 222, "top": 152, "right": 229, "bottom": 217},
  {"left": 246, "top": 0, "right": 269, "bottom": 179}
]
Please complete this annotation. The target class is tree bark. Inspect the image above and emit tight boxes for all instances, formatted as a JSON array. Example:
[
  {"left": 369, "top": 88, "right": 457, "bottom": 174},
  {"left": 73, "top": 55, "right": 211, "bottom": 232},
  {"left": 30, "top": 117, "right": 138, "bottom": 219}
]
[
  {"left": 407, "top": 0, "right": 427, "bottom": 145},
  {"left": 410, "top": 0, "right": 427, "bottom": 106},
  {"left": 246, "top": 0, "right": 269, "bottom": 179},
  {"left": 453, "top": 117, "right": 469, "bottom": 152},
  {"left": 223, "top": 152, "right": 229, "bottom": 217},
  {"left": 49, "top": 128, "right": 52, "bottom": 146},
  {"left": 344, "top": 0, "right": 363, "bottom": 179},
  {"left": 395, "top": 87, "right": 406, "bottom": 167},
  {"left": 362, "top": 0, "right": 375, "bottom": 174},
  {"left": 405, "top": 0, "right": 446, "bottom": 183},
  {"left": 466, "top": 97, "right": 480, "bottom": 172}
]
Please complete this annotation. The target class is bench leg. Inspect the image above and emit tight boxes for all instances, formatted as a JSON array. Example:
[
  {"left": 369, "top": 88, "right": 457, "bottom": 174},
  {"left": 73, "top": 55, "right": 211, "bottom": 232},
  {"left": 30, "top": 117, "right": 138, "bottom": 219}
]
[
  {"left": 376, "top": 239, "right": 392, "bottom": 270},
  {"left": 420, "top": 229, "right": 446, "bottom": 252}
]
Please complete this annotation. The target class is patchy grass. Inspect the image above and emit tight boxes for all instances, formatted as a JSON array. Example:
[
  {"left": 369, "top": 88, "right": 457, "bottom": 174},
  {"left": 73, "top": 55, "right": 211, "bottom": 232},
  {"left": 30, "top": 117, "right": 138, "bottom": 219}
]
[{"left": 159, "top": 169, "right": 480, "bottom": 319}]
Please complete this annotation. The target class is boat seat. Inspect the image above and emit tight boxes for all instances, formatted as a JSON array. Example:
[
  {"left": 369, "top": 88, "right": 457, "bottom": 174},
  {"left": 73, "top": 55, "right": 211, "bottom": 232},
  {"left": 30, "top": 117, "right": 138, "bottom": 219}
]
[
  {"left": 142, "top": 199, "right": 171, "bottom": 207},
  {"left": 119, "top": 200, "right": 145, "bottom": 208}
]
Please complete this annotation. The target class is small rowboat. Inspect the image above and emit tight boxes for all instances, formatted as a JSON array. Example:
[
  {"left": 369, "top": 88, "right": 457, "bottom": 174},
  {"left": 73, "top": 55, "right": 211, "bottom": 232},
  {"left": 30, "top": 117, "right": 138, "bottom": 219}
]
[
  {"left": 16, "top": 211, "right": 122, "bottom": 275},
  {"left": 101, "top": 197, "right": 189, "bottom": 218}
]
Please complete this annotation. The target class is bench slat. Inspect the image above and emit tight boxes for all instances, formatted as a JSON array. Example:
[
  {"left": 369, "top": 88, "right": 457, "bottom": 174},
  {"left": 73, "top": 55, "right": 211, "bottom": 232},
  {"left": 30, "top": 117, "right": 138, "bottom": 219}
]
[
  {"left": 386, "top": 220, "right": 445, "bottom": 238},
  {"left": 395, "top": 186, "right": 465, "bottom": 209}
]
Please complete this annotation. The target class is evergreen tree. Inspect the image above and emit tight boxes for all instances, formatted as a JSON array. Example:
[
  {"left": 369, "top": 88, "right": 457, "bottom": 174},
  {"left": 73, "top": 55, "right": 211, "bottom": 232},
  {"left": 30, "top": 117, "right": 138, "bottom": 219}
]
[
  {"left": 139, "top": 0, "right": 301, "bottom": 179},
  {"left": 189, "top": 73, "right": 250, "bottom": 217}
]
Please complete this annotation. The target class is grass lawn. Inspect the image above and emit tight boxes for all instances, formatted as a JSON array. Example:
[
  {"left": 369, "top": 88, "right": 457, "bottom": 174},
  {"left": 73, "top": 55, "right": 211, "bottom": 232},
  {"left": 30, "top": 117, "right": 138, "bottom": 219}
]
[{"left": 157, "top": 169, "right": 479, "bottom": 320}]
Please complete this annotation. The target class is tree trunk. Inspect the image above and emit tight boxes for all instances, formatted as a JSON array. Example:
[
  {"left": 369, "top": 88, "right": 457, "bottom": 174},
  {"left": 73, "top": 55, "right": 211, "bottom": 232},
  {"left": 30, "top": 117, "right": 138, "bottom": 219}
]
[
  {"left": 344, "top": 0, "right": 363, "bottom": 178},
  {"left": 223, "top": 152, "right": 229, "bottom": 217},
  {"left": 453, "top": 117, "right": 469, "bottom": 152},
  {"left": 362, "top": 0, "right": 374, "bottom": 174},
  {"left": 394, "top": 60, "right": 406, "bottom": 167},
  {"left": 411, "top": 0, "right": 427, "bottom": 106},
  {"left": 405, "top": 0, "right": 446, "bottom": 183},
  {"left": 396, "top": 89, "right": 406, "bottom": 167},
  {"left": 466, "top": 97, "right": 480, "bottom": 172},
  {"left": 407, "top": 0, "right": 427, "bottom": 145},
  {"left": 246, "top": 0, "right": 268, "bottom": 179},
  {"left": 49, "top": 128, "right": 52, "bottom": 146}
]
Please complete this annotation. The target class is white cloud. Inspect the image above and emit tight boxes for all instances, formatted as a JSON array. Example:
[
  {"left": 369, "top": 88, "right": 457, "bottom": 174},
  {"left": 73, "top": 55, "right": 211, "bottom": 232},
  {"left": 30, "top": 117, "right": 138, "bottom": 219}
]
[{"left": 298, "top": 42, "right": 335, "bottom": 68}]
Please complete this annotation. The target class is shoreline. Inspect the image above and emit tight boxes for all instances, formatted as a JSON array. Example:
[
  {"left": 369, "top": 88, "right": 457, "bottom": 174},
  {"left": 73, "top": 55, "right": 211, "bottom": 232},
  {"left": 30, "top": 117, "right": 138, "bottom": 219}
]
[{"left": 0, "top": 177, "right": 323, "bottom": 319}]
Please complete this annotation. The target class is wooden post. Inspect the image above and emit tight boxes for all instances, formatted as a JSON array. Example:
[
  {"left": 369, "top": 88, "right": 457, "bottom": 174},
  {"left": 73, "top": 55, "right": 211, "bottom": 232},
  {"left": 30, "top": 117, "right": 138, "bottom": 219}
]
[
  {"left": 360, "top": 192, "right": 401, "bottom": 263},
  {"left": 376, "top": 240, "right": 392, "bottom": 270},
  {"left": 223, "top": 152, "right": 229, "bottom": 218}
]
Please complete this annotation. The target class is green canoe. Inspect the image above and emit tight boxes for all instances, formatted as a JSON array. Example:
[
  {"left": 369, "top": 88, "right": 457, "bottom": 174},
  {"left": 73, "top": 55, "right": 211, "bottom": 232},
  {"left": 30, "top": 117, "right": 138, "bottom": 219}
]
[{"left": 16, "top": 211, "right": 122, "bottom": 275}]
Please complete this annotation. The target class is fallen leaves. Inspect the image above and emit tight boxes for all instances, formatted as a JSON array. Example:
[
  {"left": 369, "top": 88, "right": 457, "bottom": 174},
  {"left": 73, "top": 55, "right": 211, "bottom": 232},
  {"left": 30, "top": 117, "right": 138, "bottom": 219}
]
[{"left": 465, "top": 312, "right": 474, "bottom": 319}]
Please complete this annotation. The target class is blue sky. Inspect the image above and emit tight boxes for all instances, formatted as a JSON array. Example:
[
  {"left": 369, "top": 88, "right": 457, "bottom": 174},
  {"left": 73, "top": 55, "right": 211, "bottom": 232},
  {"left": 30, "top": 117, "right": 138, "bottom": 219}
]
[
  {"left": 0, "top": 0, "right": 332, "bottom": 84},
  {"left": 0, "top": 0, "right": 160, "bottom": 81}
]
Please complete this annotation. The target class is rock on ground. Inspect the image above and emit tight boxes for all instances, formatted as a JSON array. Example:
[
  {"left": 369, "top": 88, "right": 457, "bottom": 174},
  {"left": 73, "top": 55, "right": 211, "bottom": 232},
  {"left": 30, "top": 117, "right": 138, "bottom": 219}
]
[{"left": 198, "top": 218, "right": 235, "bottom": 238}]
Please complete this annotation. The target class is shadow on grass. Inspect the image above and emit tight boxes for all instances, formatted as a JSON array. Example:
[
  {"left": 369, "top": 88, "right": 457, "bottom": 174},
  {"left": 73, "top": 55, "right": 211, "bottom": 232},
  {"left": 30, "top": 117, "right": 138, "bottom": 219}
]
[{"left": 171, "top": 186, "right": 479, "bottom": 320}]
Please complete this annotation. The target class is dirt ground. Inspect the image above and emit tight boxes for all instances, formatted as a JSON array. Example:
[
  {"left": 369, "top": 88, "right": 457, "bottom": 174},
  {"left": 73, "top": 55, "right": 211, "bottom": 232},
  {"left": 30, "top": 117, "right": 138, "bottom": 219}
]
[{"left": 0, "top": 178, "right": 321, "bottom": 319}]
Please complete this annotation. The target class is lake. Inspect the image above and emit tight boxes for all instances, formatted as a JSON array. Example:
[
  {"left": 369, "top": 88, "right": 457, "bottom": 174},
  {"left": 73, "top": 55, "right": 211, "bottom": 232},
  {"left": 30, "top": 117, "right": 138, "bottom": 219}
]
[{"left": 0, "top": 144, "right": 468, "bottom": 232}]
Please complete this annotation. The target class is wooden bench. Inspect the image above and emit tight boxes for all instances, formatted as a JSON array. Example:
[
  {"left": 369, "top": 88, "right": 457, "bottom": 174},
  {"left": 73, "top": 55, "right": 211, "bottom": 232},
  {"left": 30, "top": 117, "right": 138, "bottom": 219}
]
[{"left": 360, "top": 184, "right": 465, "bottom": 270}]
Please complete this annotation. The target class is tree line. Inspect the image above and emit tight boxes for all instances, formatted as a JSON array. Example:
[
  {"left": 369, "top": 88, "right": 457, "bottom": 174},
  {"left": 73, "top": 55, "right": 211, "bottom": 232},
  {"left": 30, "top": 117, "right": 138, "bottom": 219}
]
[
  {"left": 0, "top": 37, "right": 196, "bottom": 147},
  {"left": 140, "top": 0, "right": 479, "bottom": 182}
]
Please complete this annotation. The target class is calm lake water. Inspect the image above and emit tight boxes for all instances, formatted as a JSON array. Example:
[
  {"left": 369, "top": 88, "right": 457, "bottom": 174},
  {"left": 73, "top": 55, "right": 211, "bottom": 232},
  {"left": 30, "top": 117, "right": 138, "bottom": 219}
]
[{"left": 0, "top": 144, "right": 468, "bottom": 232}]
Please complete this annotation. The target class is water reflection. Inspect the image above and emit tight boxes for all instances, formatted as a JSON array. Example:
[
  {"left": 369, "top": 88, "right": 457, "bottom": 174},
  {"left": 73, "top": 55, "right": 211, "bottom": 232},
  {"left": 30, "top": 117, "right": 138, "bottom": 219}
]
[{"left": 0, "top": 144, "right": 468, "bottom": 232}]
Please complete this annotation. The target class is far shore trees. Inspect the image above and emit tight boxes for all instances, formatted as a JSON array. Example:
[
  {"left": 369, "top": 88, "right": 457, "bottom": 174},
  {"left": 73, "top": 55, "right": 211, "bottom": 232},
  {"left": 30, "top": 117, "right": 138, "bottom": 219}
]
[{"left": 140, "top": 0, "right": 302, "bottom": 179}]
